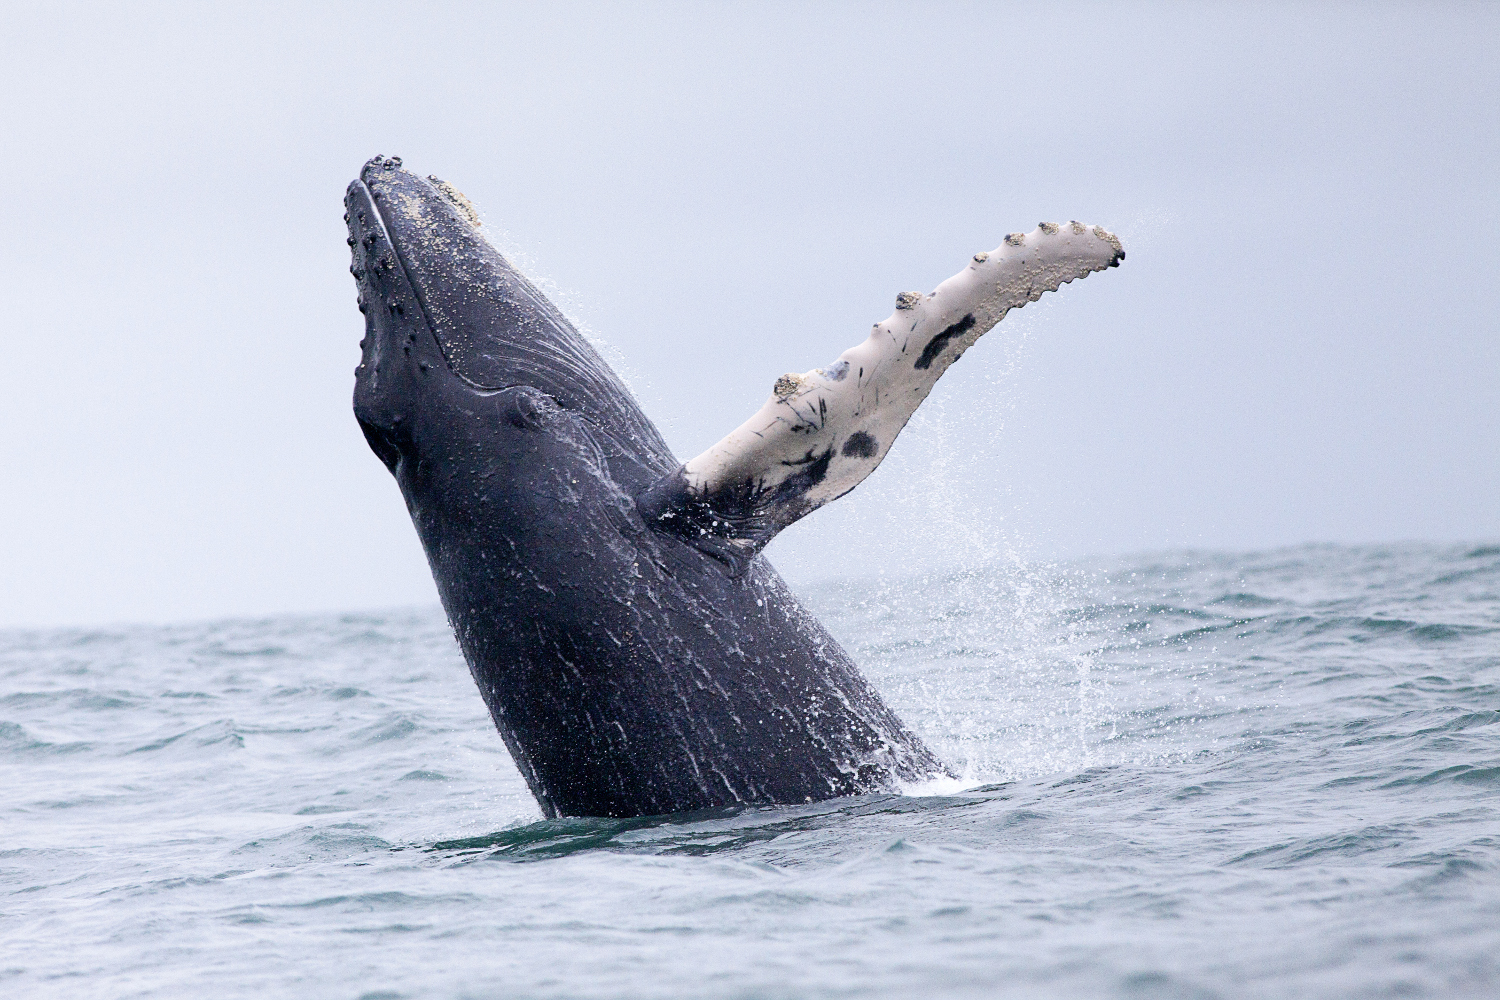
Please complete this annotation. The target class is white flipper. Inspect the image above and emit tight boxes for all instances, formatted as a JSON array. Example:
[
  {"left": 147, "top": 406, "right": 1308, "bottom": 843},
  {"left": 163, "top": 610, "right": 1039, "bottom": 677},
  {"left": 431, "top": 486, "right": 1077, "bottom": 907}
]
[{"left": 636, "top": 222, "right": 1124, "bottom": 573}]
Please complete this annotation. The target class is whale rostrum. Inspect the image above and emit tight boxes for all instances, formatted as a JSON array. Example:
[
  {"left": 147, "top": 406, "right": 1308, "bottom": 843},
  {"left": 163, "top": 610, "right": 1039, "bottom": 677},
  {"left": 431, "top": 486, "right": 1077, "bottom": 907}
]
[{"left": 344, "top": 155, "right": 1123, "bottom": 818}]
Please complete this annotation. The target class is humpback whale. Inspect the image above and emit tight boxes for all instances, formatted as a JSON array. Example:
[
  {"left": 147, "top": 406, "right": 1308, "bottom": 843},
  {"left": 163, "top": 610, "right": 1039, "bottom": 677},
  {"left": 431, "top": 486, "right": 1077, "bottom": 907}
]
[{"left": 344, "top": 156, "right": 1123, "bottom": 818}]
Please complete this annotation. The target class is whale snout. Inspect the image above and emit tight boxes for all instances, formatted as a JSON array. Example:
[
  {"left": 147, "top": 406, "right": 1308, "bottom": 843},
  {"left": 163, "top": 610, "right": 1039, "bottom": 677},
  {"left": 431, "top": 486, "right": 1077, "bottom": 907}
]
[
  {"left": 360, "top": 153, "right": 405, "bottom": 182},
  {"left": 359, "top": 154, "right": 480, "bottom": 227},
  {"left": 343, "top": 157, "right": 452, "bottom": 463},
  {"left": 346, "top": 155, "right": 538, "bottom": 397}
]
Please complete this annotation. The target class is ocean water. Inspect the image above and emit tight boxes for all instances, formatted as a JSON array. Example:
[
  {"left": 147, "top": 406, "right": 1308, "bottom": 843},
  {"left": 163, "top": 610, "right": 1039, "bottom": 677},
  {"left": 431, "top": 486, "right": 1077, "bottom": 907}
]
[{"left": 3, "top": 542, "right": 1499, "bottom": 999}]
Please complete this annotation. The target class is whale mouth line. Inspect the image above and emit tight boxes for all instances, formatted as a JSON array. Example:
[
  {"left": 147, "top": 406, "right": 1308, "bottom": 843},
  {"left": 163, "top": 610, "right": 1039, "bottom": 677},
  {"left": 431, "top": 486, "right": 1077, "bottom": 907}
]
[
  {"left": 358, "top": 174, "right": 479, "bottom": 392},
  {"left": 359, "top": 176, "right": 431, "bottom": 328},
  {"left": 352, "top": 178, "right": 395, "bottom": 253}
]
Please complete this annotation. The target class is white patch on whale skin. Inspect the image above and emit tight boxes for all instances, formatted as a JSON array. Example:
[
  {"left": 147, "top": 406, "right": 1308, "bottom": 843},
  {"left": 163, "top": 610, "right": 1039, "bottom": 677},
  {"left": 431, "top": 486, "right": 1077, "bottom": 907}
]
[
  {"left": 678, "top": 222, "right": 1125, "bottom": 539},
  {"left": 428, "top": 176, "right": 481, "bottom": 227}
]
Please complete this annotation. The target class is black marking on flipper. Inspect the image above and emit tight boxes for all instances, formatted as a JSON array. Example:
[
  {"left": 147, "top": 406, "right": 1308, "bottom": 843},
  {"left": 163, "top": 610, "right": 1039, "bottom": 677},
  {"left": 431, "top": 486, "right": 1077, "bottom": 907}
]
[
  {"left": 779, "top": 446, "right": 832, "bottom": 474},
  {"left": 841, "top": 432, "right": 878, "bottom": 459},
  {"left": 914, "top": 313, "right": 976, "bottom": 370},
  {"left": 635, "top": 447, "right": 835, "bottom": 576}
]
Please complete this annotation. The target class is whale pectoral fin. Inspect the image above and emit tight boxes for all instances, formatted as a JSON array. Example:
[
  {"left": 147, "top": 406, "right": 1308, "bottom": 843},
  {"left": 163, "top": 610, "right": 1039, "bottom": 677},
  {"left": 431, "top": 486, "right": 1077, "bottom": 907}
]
[{"left": 635, "top": 222, "right": 1125, "bottom": 574}]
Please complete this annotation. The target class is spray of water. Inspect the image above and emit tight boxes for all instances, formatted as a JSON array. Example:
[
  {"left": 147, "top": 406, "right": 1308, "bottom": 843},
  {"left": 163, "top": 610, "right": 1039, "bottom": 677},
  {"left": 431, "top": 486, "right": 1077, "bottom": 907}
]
[{"left": 797, "top": 283, "right": 1209, "bottom": 787}]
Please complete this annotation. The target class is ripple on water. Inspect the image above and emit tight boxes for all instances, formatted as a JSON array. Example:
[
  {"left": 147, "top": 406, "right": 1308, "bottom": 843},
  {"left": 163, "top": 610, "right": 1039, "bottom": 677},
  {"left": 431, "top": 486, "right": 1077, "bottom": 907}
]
[
  {"left": 3, "top": 544, "right": 1500, "bottom": 999},
  {"left": 0, "top": 721, "right": 92, "bottom": 757},
  {"left": 128, "top": 719, "right": 246, "bottom": 755}
]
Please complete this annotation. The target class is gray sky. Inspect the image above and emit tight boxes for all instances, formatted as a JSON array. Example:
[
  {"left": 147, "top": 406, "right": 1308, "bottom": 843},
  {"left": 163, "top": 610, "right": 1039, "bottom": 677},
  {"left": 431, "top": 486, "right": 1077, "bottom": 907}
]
[{"left": 3, "top": 1, "right": 1496, "bottom": 627}]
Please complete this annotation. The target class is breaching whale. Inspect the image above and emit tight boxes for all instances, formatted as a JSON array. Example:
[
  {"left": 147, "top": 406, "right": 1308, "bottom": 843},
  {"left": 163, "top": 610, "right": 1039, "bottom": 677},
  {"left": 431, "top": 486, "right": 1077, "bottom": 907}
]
[{"left": 344, "top": 155, "right": 1123, "bottom": 818}]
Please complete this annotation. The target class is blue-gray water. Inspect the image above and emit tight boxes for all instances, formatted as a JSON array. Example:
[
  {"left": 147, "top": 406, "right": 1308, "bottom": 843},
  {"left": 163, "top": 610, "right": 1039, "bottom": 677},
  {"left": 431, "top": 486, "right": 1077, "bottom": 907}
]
[{"left": 4, "top": 542, "right": 1499, "bottom": 999}]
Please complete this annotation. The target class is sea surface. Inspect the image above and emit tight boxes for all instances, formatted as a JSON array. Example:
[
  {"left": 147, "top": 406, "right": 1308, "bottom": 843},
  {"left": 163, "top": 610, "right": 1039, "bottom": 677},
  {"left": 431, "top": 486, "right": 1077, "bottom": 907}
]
[{"left": 4, "top": 542, "right": 1499, "bottom": 999}]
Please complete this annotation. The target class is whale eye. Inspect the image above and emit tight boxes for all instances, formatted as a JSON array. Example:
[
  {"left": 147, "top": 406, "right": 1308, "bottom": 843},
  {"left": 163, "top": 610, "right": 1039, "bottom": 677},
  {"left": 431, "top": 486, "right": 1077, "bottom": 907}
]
[{"left": 501, "top": 386, "right": 559, "bottom": 431}]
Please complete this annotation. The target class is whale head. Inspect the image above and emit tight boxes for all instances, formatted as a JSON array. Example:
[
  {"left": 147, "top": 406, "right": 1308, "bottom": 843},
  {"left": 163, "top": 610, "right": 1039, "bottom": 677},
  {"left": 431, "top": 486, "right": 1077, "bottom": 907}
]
[{"left": 343, "top": 155, "right": 673, "bottom": 488}]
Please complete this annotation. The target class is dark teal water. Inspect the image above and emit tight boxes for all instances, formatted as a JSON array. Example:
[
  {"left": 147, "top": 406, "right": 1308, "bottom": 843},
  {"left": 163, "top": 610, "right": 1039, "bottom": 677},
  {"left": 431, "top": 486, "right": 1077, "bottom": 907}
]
[{"left": 4, "top": 543, "right": 1499, "bottom": 998}]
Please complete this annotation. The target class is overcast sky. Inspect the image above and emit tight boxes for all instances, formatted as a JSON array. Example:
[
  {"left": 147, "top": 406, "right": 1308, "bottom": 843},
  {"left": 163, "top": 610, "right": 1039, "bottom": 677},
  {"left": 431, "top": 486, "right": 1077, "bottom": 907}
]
[{"left": 3, "top": 1, "right": 1496, "bottom": 627}]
